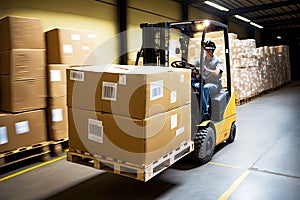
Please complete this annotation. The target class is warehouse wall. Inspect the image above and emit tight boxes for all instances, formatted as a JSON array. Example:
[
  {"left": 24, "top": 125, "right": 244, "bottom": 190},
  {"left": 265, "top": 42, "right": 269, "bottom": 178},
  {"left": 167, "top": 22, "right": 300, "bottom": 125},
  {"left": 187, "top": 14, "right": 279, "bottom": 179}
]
[
  {"left": 128, "top": 0, "right": 180, "bottom": 29},
  {"left": 0, "top": 0, "right": 117, "bottom": 47}
]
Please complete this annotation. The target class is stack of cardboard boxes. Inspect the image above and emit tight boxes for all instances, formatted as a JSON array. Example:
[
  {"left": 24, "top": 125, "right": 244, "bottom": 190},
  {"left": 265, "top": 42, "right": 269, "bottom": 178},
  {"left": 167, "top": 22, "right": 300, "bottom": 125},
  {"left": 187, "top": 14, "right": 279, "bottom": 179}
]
[
  {"left": 276, "top": 45, "right": 291, "bottom": 84},
  {"left": 45, "top": 28, "right": 97, "bottom": 141},
  {"left": 67, "top": 65, "right": 191, "bottom": 166},
  {"left": 230, "top": 39, "right": 262, "bottom": 99},
  {"left": 0, "top": 16, "right": 47, "bottom": 152},
  {"left": 257, "top": 45, "right": 291, "bottom": 92}
]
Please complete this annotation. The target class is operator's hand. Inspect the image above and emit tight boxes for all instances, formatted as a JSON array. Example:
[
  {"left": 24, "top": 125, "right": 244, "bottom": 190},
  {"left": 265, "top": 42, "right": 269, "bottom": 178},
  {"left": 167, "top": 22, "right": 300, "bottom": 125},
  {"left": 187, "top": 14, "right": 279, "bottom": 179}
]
[
  {"left": 203, "top": 65, "right": 207, "bottom": 72},
  {"left": 185, "top": 64, "right": 194, "bottom": 69}
]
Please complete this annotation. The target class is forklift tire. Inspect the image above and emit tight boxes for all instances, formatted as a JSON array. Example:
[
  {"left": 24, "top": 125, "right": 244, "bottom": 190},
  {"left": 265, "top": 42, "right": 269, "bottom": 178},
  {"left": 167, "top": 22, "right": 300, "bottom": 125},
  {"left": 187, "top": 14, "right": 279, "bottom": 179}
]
[
  {"left": 192, "top": 127, "right": 216, "bottom": 165},
  {"left": 227, "top": 122, "right": 236, "bottom": 144}
]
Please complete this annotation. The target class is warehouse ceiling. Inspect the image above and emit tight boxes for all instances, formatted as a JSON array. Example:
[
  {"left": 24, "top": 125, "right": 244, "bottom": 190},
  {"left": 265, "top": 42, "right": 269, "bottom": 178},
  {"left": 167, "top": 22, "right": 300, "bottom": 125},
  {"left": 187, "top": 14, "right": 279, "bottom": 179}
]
[{"left": 174, "top": 0, "right": 300, "bottom": 31}]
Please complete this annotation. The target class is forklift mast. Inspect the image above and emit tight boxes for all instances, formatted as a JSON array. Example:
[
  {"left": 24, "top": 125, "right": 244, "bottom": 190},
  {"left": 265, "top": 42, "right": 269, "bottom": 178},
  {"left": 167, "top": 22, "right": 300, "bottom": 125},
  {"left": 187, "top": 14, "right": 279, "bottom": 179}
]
[
  {"left": 135, "top": 20, "right": 232, "bottom": 95},
  {"left": 136, "top": 22, "right": 170, "bottom": 66}
]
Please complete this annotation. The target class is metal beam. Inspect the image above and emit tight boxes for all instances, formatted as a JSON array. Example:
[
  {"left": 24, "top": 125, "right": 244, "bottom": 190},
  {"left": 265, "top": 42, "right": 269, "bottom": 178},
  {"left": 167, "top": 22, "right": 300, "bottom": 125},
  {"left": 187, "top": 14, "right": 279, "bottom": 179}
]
[
  {"left": 118, "top": 0, "right": 127, "bottom": 65},
  {"left": 252, "top": 10, "right": 300, "bottom": 21},
  {"left": 181, "top": 1, "right": 189, "bottom": 21},
  {"left": 263, "top": 18, "right": 300, "bottom": 26},
  {"left": 229, "top": 0, "right": 299, "bottom": 15}
]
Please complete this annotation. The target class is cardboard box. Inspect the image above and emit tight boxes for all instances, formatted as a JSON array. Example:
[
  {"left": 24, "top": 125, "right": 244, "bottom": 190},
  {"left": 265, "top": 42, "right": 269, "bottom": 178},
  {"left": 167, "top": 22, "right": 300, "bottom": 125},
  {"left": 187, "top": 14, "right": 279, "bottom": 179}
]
[
  {"left": 0, "top": 75, "right": 46, "bottom": 113},
  {"left": 47, "top": 96, "right": 68, "bottom": 140},
  {"left": 67, "top": 65, "right": 191, "bottom": 119},
  {"left": 0, "top": 112, "right": 10, "bottom": 149},
  {"left": 0, "top": 16, "right": 45, "bottom": 51},
  {"left": 0, "top": 109, "right": 47, "bottom": 153},
  {"left": 0, "top": 49, "right": 45, "bottom": 80},
  {"left": 45, "top": 28, "right": 97, "bottom": 65},
  {"left": 47, "top": 64, "right": 69, "bottom": 97},
  {"left": 68, "top": 104, "right": 191, "bottom": 165}
]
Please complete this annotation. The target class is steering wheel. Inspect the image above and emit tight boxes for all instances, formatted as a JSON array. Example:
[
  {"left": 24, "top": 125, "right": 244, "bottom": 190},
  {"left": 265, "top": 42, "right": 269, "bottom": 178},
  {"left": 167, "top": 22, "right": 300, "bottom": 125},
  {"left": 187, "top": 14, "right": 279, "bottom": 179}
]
[
  {"left": 171, "top": 60, "right": 190, "bottom": 68},
  {"left": 171, "top": 60, "right": 200, "bottom": 74}
]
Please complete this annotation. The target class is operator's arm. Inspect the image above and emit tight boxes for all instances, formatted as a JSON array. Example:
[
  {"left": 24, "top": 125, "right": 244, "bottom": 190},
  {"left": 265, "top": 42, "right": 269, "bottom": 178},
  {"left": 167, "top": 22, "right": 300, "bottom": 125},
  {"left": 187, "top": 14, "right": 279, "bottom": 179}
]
[
  {"left": 203, "top": 66, "right": 221, "bottom": 76},
  {"left": 203, "top": 57, "right": 223, "bottom": 76}
]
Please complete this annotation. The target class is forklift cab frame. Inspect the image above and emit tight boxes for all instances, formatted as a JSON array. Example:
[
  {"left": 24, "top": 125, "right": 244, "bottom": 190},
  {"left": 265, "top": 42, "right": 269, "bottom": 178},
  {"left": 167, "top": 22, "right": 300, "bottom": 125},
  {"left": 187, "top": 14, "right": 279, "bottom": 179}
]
[{"left": 136, "top": 20, "right": 232, "bottom": 123}]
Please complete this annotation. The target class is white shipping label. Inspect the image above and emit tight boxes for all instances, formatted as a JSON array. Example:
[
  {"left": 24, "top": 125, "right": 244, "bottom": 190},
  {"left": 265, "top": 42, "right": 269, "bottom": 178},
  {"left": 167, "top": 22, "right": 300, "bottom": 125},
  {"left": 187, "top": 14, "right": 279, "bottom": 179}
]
[
  {"left": 171, "top": 114, "right": 177, "bottom": 129},
  {"left": 102, "top": 82, "right": 117, "bottom": 101},
  {"left": 176, "top": 126, "right": 185, "bottom": 136},
  {"left": 171, "top": 90, "right": 177, "bottom": 103},
  {"left": 82, "top": 45, "right": 90, "bottom": 51},
  {"left": 70, "top": 70, "right": 84, "bottom": 81},
  {"left": 119, "top": 75, "right": 126, "bottom": 85},
  {"left": 63, "top": 44, "right": 74, "bottom": 53},
  {"left": 50, "top": 70, "right": 62, "bottom": 82},
  {"left": 88, "top": 34, "right": 96, "bottom": 38},
  {"left": 88, "top": 119, "right": 103, "bottom": 143},
  {"left": 52, "top": 108, "right": 63, "bottom": 122},
  {"left": 15, "top": 121, "right": 30, "bottom": 135},
  {"left": 180, "top": 74, "right": 185, "bottom": 83},
  {"left": 150, "top": 80, "right": 163, "bottom": 101},
  {"left": 0, "top": 126, "right": 8, "bottom": 145},
  {"left": 71, "top": 34, "right": 81, "bottom": 41}
]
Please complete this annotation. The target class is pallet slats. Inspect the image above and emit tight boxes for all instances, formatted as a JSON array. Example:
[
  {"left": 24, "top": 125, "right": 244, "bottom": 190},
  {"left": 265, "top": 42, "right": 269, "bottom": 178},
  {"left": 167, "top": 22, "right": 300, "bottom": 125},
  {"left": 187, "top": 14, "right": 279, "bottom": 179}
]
[
  {"left": 0, "top": 137, "right": 69, "bottom": 169},
  {"left": 0, "top": 142, "right": 51, "bottom": 168},
  {"left": 67, "top": 141, "right": 194, "bottom": 182}
]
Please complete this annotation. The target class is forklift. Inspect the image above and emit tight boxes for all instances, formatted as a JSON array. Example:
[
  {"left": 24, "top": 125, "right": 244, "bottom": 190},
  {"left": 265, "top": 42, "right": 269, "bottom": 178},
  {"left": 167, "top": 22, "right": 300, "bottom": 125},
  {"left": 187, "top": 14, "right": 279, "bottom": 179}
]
[{"left": 135, "top": 20, "right": 237, "bottom": 165}]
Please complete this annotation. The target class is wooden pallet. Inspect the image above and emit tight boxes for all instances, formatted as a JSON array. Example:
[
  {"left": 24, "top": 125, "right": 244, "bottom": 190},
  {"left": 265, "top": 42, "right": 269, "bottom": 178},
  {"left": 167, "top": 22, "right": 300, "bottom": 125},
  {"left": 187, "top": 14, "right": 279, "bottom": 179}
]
[
  {"left": 67, "top": 141, "right": 194, "bottom": 182},
  {"left": 0, "top": 141, "right": 51, "bottom": 168},
  {"left": 235, "top": 92, "right": 262, "bottom": 106},
  {"left": 49, "top": 137, "right": 69, "bottom": 157}
]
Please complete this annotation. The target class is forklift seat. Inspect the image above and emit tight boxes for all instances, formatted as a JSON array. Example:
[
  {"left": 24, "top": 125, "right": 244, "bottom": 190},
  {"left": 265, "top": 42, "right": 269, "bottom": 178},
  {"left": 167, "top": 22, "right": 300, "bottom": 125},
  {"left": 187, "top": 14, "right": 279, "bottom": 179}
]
[{"left": 211, "top": 89, "right": 229, "bottom": 122}]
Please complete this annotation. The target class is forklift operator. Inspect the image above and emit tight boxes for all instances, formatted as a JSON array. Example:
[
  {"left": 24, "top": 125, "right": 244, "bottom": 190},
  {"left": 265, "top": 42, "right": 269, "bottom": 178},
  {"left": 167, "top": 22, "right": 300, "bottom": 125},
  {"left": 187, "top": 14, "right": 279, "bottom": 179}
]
[{"left": 202, "top": 40, "right": 223, "bottom": 119}]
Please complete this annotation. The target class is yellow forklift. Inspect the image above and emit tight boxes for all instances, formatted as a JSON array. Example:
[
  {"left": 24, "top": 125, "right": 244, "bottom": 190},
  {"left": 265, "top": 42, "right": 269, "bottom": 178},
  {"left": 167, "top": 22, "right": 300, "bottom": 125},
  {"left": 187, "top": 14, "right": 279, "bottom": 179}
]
[
  {"left": 66, "top": 20, "right": 237, "bottom": 181},
  {"left": 135, "top": 20, "right": 237, "bottom": 165}
]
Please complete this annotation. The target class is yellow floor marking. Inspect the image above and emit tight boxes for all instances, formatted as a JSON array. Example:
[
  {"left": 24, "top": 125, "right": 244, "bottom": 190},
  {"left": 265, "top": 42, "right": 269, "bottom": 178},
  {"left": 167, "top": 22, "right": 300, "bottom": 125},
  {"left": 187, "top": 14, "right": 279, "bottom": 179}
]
[
  {"left": 208, "top": 162, "right": 246, "bottom": 170},
  {"left": 218, "top": 169, "right": 251, "bottom": 200},
  {"left": 0, "top": 155, "right": 66, "bottom": 182}
]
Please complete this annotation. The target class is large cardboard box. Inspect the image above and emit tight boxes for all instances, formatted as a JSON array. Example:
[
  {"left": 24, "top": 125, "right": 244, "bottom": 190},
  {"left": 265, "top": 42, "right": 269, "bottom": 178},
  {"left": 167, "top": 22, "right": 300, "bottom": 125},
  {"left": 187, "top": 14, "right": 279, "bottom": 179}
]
[
  {"left": 68, "top": 104, "right": 191, "bottom": 165},
  {"left": 0, "top": 49, "right": 45, "bottom": 79},
  {"left": 0, "top": 109, "right": 47, "bottom": 153},
  {"left": 67, "top": 65, "right": 191, "bottom": 119},
  {"left": 47, "top": 96, "right": 68, "bottom": 140},
  {"left": 0, "top": 16, "right": 45, "bottom": 51},
  {"left": 45, "top": 28, "right": 97, "bottom": 65},
  {"left": 47, "top": 64, "right": 69, "bottom": 97},
  {"left": 0, "top": 75, "right": 46, "bottom": 113}
]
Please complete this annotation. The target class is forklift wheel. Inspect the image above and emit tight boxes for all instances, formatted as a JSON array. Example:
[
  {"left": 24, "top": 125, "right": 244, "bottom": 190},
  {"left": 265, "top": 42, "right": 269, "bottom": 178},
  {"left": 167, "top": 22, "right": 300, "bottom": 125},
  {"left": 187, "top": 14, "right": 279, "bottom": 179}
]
[
  {"left": 192, "top": 127, "right": 216, "bottom": 165},
  {"left": 226, "top": 122, "right": 236, "bottom": 144}
]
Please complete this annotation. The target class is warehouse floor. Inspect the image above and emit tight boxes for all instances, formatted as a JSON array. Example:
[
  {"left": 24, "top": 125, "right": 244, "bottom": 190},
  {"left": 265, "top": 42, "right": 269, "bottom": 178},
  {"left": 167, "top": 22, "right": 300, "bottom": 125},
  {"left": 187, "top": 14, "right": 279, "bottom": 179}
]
[{"left": 1, "top": 82, "right": 300, "bottom": 200}]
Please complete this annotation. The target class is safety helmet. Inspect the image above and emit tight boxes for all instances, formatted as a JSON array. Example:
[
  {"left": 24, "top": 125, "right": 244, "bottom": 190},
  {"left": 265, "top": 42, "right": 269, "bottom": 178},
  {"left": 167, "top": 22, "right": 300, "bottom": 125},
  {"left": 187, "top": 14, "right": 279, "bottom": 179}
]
[{"left": 202, "top": 40, "right": 216, "bottom": 51}]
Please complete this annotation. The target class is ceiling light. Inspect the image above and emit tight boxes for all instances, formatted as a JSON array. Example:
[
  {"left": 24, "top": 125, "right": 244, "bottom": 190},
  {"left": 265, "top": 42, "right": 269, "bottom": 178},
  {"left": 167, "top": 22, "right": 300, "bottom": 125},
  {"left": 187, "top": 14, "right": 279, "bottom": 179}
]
[
  {"left": 234, "top": 15, "right": 251, "bottom": 23},
  {"left": 204, "top": 1, "right": 229, "bottom": 12},
  {"left": 277, "top": 36, "right": 282, "bottom": 39},
  {"left": 204, "top": 20, "right": 210, "bottom": 27},
  {"left": 250, "top": 22, "right": 263, "bottom": 29},
  {"left": 196, "top": 23, "right": 204, "bottom": 30}
]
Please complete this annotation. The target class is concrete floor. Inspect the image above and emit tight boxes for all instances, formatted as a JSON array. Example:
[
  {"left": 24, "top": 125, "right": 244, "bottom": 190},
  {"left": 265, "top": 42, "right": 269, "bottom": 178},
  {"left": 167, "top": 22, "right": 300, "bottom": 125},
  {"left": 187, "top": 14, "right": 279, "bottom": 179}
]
[{"left": 1, "top": 82, "right": 300, "bottom": 200}]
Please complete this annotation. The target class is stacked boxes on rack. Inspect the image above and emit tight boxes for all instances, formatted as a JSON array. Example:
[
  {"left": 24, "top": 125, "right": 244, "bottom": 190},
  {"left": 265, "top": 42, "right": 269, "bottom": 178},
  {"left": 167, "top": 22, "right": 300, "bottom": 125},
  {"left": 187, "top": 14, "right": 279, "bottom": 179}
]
[
  {"left": 257, "top": 45, "right": 291, "bottom": 92},
  {"left": 0, "top": 16, "right": 47, "bottom": 152},
  {"left": 67, "top": 65, "right": 191, "bottom": 165},
  {"left": 276, "top": 45, "right": 291, "bottom": 83},
  {"left": 45, "top": 28, "right": 97, "bottom": 141},
  {"left": 230, "top": 39, "right": 262, "bottom": 99}
]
